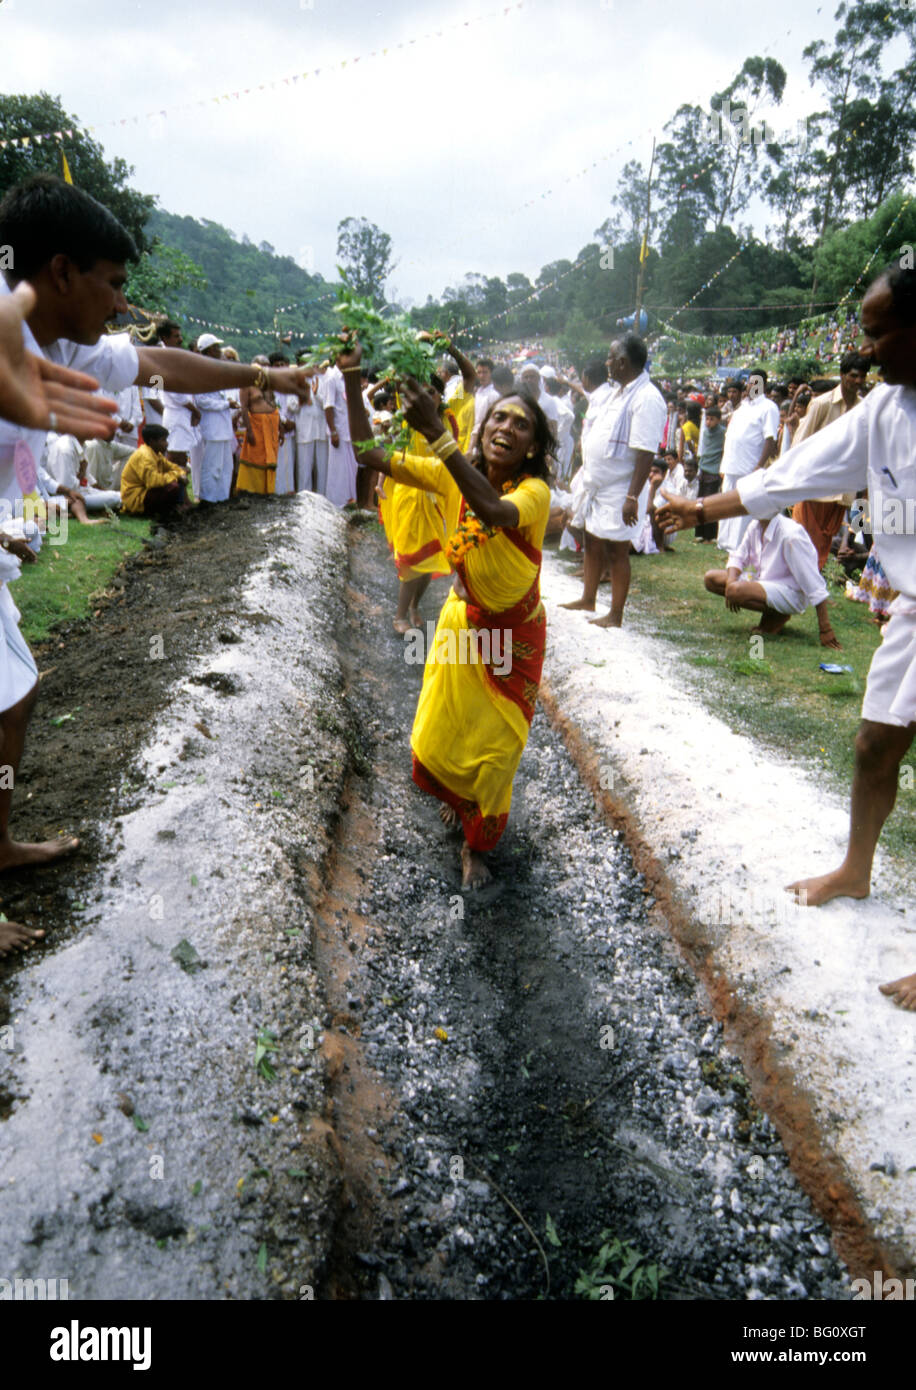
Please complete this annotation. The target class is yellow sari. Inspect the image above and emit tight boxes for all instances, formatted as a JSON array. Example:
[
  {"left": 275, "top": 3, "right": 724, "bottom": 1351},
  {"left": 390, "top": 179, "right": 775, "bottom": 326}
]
[
  {"left": 389, "top": 455, "right": 551, "bottom": 850},
  {"left": 378, "top": 410, "right": 460, "bottom": 581}
]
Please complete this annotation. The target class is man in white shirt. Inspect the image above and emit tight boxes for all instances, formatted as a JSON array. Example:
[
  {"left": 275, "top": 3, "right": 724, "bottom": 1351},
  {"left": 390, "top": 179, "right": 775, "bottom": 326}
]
[
  {"left": 43, "top": 431, "right": 122, "bottom": 517},
  {"left": 322, "top": 363, "right": 358, "bottom": 508},
  {"left": 717, "top": 375, "right": 780, "bottom": 553},
  {"left": 519, "top": 363, "right": 559, "bottom": 435},
  {"left": 563, "top": 333, "right": 667, "bottom": 627},
  {"left": 703, "top": 512, "right": 839, "bottom": 643},
  {"left": 0, "top": 173, "right": 313, "bottom": 902},
  {"left": 84, "top": 381, "right": 141, "bottom": 489},
  {"left": 194, "top": 335, "right": 236, "bottom": 503},
  {"left": 473, "top": 358, "right": 499, "bottom": 427},
  {"left": 292, "top": 364, "right": 329, "bottom": 494},
  {"left": 657, "top": 260, "right": 916, "bottom": 1010}
]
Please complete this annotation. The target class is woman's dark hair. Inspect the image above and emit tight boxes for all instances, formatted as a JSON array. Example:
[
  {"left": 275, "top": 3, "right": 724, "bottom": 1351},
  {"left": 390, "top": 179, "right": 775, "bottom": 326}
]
[
  {"left": 685, "top": 403, "right": 701, "bottom": 426},
  {"left": 0, "top": 173, "right": 138, "bottom": 280},
  {"left": 472, "top": 390, "right": 556, "bottom": 485}
]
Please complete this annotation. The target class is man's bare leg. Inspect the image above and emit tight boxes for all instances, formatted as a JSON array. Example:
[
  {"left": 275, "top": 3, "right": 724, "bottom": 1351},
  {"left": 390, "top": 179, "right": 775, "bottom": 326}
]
[
  {"left": 788, "top": 719, "right": 914, "bottom": 906},
  {"left": 590, "top": 541, "right": 632, "bottom": 628},
  {"left": 461, "top": 840, "right": 491, "bottom": 889},
  {"left": 0, "top": 921, "right": 45, "bottom": 956},
  {"left": 66, "top": 495, "right": 106, "bottom": 527},
  {"left": 0, "top": 683, "right": 79, "bottom": 872},
  {"left": 561, "top": 530, "right": 606, "bottom": 611},
  {"left": 704, "top": 573, "right": 790, "bottom": 632}
]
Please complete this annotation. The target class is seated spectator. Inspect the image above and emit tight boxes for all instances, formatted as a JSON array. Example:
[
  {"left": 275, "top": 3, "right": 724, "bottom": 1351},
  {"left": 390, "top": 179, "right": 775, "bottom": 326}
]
[
  {"left": 120, "top": 424, "right": 190, "bottom": 519},
  {"left": 43, "top": 431, "right": 122, "bottom": 522},
  {"left": 703, "top": 513, "right": 841, "bottom": 646}
]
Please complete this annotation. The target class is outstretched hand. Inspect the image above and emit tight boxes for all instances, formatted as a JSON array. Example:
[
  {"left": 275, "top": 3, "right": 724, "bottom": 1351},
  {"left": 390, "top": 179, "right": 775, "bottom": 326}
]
[
  {"left": 819, "top": 627, "right": 841, "bottom": 650},
  {"left": 655, "top": 488, "right": 696, "bottom": 534},
  {"left": 334, "top": 329, "right": 362, "bottom": 372},
  {"left": 0, "top": 282, "right": 118, "bottom": 439},
  {"left": 401, "top": 375, "right": 445, "bottom": 442}
]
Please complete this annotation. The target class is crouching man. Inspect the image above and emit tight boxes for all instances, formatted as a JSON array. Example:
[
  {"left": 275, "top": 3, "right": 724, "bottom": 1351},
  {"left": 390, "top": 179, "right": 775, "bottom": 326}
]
[
  {"left": 120, "top": 424, "right": 189, "bottom": 519},
  {"left": 704, "top": 511, "right": 841, "bottom": 648}
]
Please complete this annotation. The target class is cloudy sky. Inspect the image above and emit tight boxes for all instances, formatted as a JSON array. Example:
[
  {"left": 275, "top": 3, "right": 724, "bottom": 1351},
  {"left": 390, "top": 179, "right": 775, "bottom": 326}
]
[{"left": 0, "top": 0, "right": 869, "bottom": 302}]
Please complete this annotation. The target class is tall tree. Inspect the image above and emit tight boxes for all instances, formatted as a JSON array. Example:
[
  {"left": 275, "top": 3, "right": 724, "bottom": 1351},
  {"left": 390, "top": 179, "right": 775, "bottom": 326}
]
[
  {"left": 0, "top": 93, "right": 155, "bottom": 252},
  {"left": 336, "top": 217, "right": 397, "bottom": 306}
]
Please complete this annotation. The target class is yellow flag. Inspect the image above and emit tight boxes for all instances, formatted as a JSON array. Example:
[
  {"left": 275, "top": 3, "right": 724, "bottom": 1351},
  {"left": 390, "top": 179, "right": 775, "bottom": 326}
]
[
  {"left": 639, "top": 234, "right": 648, "bottom": 264},
  {"left": 61, "top": 150, "right": 73, "bottom": 184}
]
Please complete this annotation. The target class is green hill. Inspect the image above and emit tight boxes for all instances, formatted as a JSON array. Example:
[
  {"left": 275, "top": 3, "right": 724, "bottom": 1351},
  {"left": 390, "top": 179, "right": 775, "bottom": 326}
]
[{"left": 144, "top": 208, "right": 338, "bottom": 360}]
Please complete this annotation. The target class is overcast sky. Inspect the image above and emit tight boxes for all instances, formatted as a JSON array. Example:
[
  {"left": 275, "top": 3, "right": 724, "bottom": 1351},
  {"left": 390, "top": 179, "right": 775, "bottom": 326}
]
[{"left": 0, "top": 0, "right": 874, "bottom": 303}]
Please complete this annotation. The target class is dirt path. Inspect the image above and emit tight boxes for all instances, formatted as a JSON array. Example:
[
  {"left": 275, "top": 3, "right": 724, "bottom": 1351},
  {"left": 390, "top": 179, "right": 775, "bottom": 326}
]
[
  {"left": 313, "top": 526, "right": 849, "bottom": 1300},
  {"left": 0, "top": 506, "right": 859, "bottom": 1300}
]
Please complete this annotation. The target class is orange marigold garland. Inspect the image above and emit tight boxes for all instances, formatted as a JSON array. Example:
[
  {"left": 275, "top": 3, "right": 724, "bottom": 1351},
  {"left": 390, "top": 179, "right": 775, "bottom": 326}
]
[{"left": 443, "top": 475, "right": 531, "bottom": 567}]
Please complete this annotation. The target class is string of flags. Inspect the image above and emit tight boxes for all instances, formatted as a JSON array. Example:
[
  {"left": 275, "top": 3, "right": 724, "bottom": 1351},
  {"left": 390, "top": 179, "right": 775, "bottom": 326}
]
[
  {"left": 0, "top": 4, "right": 524, "bottom": 151},
  {"left": 837, "top": 192, "right": 914, "bottom": 312}
]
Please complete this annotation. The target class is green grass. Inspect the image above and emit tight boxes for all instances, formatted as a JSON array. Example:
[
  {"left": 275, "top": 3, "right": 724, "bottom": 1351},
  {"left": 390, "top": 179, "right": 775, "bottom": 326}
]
[
  {"left": 559, "top": 539, "right": 916, "bottom": 867},
  {"left": 15, "top": 516, "right": 150, "bottom": 645}
]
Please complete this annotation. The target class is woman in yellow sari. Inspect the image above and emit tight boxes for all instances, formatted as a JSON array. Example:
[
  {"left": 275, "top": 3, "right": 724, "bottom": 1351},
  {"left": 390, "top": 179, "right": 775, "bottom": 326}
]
[{"left": 341, "top": 335, "right": 554, "bottom": 889}]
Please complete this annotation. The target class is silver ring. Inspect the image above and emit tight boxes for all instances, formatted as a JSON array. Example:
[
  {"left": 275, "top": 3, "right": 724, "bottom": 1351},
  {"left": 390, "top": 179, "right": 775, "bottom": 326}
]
[{"left": 48, "top": 410, "right": 58, "bottom": 432}]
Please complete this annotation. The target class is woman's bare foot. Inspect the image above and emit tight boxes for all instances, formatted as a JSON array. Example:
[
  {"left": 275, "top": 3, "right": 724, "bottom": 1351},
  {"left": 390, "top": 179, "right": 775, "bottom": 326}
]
[
  {"left": 0, "top": 920, "right": 45, "bottom": 957},
  {"left": 392, "top": 616, "right": 411, "bottom": 635},
  {"left": 560, "top": 598, "right": 596, "bottom": 611},
  {"left": 0, "top": 836, "right": 79, "bottom": 872},
  {"left": 785, "top": 868, "right": 870, "bottom": 907},
  {"left": 408, "top": 605, "right": 422, "bottom": 628},
  {"left": 461, "top": 842, "right": 492, "bottom": 890},
  {"left": 879, "top": 973, "right": 916, "bottom": 1011},
  {"left": 589, "top": 611, "right": 622, "bottom": 628},
  {"left": 439, "top": 804, "right": 459, "bottom": 828}
]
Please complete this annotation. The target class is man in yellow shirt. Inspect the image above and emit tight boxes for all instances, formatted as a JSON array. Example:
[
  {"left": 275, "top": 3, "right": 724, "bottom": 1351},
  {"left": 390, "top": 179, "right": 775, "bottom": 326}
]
[{"left": 120, "top": 424, "right": 189, "bottom": 518}]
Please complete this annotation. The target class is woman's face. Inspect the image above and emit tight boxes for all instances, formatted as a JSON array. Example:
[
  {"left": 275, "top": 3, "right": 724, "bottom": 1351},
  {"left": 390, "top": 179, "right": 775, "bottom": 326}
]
[{"left": 482, "top": 396, "right": 537, "bottom": 472}]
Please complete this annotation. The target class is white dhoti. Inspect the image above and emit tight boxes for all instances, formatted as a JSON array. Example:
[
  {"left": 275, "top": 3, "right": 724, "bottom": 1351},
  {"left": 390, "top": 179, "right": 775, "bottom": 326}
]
[
  {"left": 189, "top": 441, "right": 205, "bottom": 501},
  {"left": 79, "top": 487, "right": 121, "bottom": 512},
  {"left": 275, "top": 436, "right": 296, "bottom": 496},
  {"left": 0, "top": 555, "right": 38, "bottom": 712},
  {"left": 325, "top": 438, "right": 358, "bottom": 508},
  {"left": 569, "top": 455, "right": 649, "bottom": 543},
  {"left": 862, "top": 596, "right": 916, "bottom": 728},
  {"left": 198, "top": 440, "right": 234, "bottom": 503},
  {"left": 717, "top": 475, "right": 754, "bottom": 551},
  {"left": 295, "top": 440, "right": 328, "bottom": 495},
  {"left": 758, "top": 579, "right": 808, "bottom": 615}
]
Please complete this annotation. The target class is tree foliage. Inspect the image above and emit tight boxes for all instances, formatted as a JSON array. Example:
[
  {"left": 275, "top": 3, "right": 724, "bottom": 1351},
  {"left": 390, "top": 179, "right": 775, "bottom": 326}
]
[
  {"left": 336, "top": 216, "right": 397, "bottom": 307},
  {"left": 0, "top": 93, "right": 156, "bottom": 252}
]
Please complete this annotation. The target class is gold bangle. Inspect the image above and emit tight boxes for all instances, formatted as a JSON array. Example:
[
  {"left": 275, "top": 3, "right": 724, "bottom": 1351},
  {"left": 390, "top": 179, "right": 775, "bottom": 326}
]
[
  {"left": 430, "top": 431, "right": 458, "bottom": 460},
  {"left": 252, "top": 365, "right": 268, "bottom": 390},
  {"left": 342, "top": 365, "right": 363, "bottom": 374}
]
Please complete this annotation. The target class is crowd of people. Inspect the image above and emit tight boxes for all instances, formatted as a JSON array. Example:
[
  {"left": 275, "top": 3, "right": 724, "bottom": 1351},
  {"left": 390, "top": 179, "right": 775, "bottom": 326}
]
[{"left": 0, "top": 171, "right": 914, "bottom": 1018}]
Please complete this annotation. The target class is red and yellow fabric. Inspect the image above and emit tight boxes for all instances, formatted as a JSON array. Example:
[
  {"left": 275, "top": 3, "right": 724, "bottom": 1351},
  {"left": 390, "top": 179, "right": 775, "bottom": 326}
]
[
  {"left": 397, "top": 464, "right": 551, "bottom": 851},
  {"left": 236, "top": 410, "right": 279, "bottom": 495}
]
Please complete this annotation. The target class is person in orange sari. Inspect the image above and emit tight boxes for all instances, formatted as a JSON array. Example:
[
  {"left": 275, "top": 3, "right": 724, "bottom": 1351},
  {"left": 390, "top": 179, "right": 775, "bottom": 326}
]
[
  {"left": 341, "top": 332, "right": 555, "bottom": 889},
  {"left": 236, "top": 354, "right": 279, "bottom": 495}
]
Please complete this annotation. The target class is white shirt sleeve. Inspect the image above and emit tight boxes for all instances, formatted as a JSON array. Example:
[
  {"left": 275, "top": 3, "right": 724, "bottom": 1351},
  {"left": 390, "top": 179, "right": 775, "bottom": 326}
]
[
  {"left": 737, "top": 400, "right": 870, "bottom": 519},
  {"left": 47, "top": 332, "right": 140, "bottom": 394}
]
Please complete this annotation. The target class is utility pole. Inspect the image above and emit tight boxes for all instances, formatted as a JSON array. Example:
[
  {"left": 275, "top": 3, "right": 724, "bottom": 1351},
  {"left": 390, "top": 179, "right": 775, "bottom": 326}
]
[{"left": 634, "top": 136, "right": 656, "bottom": 333}]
